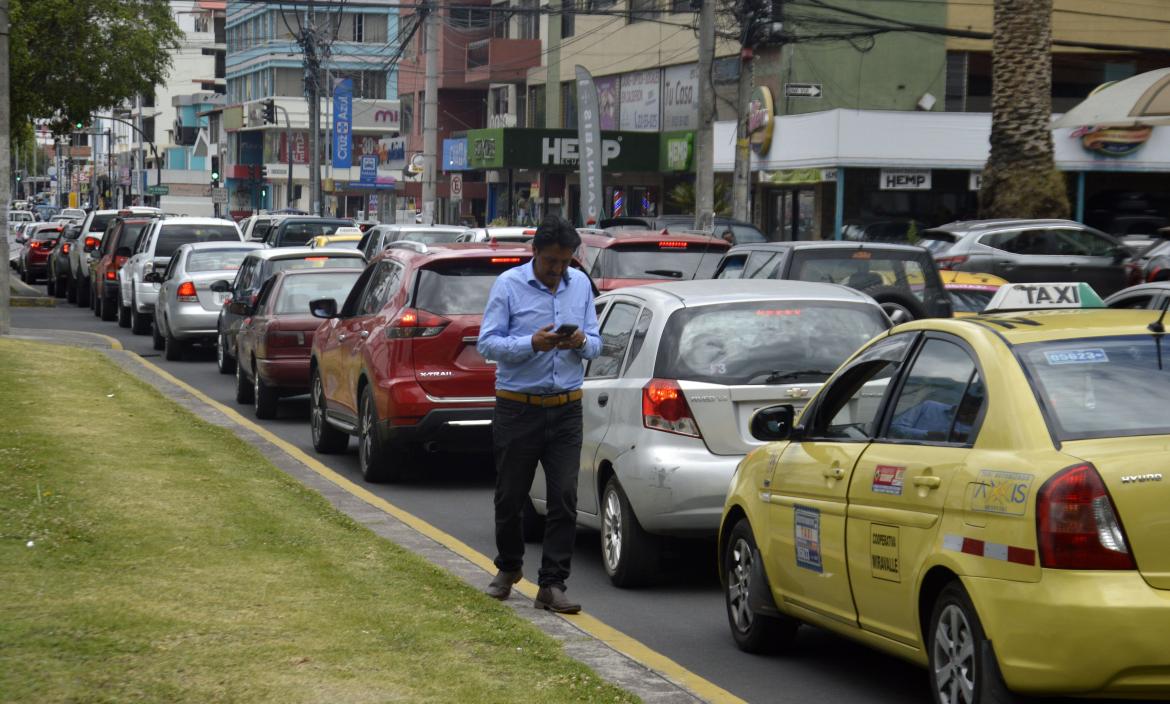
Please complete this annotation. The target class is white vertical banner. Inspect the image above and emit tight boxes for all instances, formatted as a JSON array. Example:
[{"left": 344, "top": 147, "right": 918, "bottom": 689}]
[{"left": 575, "top": 65, "right": 604, "bottom": 226}]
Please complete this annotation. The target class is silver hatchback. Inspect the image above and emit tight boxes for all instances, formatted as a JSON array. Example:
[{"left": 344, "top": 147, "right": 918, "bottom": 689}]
[
  {"left": 529, "top": 279, "right": 890, "bottom": 587},
  {"left": 149, "top": 242, "right": 263, "bottom": 360}
]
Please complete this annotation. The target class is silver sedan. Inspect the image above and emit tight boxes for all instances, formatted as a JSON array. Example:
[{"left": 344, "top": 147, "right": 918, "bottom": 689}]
[
  {"left": 528, "top": 279, "right": 891, "bottom": 587},
  {"left": 149, "top": 242, "right": 263, "bottom": 360}
]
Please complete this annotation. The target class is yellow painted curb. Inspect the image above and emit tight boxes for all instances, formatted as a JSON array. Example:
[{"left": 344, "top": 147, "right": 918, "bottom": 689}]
[{"left": 121, "top": 351, "right": 746, "bottom": 704}]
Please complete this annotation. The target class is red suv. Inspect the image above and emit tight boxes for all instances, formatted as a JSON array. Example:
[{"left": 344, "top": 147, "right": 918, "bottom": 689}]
[
  {"left": 91, "top": 215, "right": 157, "bottom": 323},
  {"left": 308, "top": 242, "right": 534, "bottom": 482},
  {"left": 578, "top": 229, "right": 730, "bottom": 291}
]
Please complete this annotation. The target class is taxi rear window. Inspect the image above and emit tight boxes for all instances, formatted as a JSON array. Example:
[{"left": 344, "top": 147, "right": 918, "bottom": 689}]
[
  {"left": 655, "top": 301, "right": 889, "bottom": 385},
  {"left": 1017, "top": 334, "right": 1170, "bottom": 440}
]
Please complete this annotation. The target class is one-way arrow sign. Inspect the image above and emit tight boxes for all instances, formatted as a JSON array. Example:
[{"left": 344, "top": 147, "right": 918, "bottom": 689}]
[{"left": 784, "top": 83, "right": 823, "bottom": 98}]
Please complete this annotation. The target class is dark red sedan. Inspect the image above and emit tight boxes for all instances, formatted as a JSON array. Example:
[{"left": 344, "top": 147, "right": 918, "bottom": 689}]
[
  {"left": 233, "top": 267, "right": 363, "bottom": 419},
  {"left": 18, "top": 223, "right": 64, "bottom": 284}
]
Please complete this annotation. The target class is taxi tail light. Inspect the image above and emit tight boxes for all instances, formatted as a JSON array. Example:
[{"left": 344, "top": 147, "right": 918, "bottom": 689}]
[
  {"left": 935, "top": 255, "right": 968, "bottom": 270},
  {"left": 1037, "top": 463, "right": 1135, "bottom": 570},
  {"left": 176, "top": 281, "right": 199, "bottom": 302},
  {"left": 642, "top": 378, "right": 701, "bottom": 438},
  {"left": 386, "top": 308, "right": 449, "bottom": 339}
]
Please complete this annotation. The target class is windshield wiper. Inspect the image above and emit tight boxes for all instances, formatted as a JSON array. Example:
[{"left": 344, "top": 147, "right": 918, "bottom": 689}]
[
  {"left": 763, "top": 369, "right": 832, "bottom": 384},
  {"left": 644, "top": 269, "right": 684, "bottom": 278}
]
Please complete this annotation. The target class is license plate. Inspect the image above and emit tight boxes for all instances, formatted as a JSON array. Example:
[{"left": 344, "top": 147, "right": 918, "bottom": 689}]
[{"left": 214, "top": 292, "right": 227, "bottom": 306}]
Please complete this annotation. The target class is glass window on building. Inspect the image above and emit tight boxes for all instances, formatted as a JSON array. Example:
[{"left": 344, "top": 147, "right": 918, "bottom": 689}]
[
  {"left": 275, "top": 67, "right": 301, "bottom": 97},
  {"left": 561, "top": 0, "right": 575, "bottom": 37},
  {"left": 629, "top": 0, "right": 657, "bottom": 23},
  {"left": 401, "top": 93, "right": 414, "bottom": 134},
  {"left": 528, "top": 84, "right": 545, "bottom": 127},
  {"left": 364, "top": 14, "right": 388, "bottom": 43},
  {"left": 562, "top": 80, "right": 577, "bottom": 129},
  {"left": 670, "top": 0, "right": 692, "bottom": 12},
  {"left": 397, "top": 17, "right": 417, "bottom": 55},
  {"left": 490, "top": 8, "right": 508, "bottom": 38},
  {"left": 519, "top": 0, "right": 539, "bottom": 39}
]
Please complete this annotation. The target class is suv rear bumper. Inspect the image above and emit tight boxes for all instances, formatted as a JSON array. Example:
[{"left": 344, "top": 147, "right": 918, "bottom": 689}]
[{"left": 378, "top": 407, "right": 493, "bottom": 452}]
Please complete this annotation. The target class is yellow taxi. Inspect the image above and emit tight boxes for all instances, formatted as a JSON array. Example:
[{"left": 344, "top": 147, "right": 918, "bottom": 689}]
[
  {"left": 719, "top": 282, "right": 1170, "bottom": 703},
  {"left": 308, "top": 232, "right": 363, "bottom": 251},
  {"left": 941, "top": 270, "right": 1007, "bottom": 318}
]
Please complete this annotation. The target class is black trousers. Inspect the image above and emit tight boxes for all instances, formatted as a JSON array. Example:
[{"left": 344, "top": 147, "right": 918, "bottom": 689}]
[{"left": 492, "top": 396, "right": 582, "bottom": 588}]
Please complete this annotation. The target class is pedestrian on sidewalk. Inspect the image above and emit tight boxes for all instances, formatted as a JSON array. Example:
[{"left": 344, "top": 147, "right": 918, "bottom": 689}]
[{"left": 477, "top": 215, "right": 601, "bottom": 614}]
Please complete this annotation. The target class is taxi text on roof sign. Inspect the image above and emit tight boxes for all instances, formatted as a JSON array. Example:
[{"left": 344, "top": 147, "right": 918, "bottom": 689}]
[{"left": 982, "top": 282, "right": 1104, "bottom": 313}]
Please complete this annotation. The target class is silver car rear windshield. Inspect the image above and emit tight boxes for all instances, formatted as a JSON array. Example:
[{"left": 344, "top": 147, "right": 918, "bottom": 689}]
[
  {"left": 186, "top": 249, "right": 252, "bottom": 273},
  {"left": 655, "top": 301, "right": 889, "bottom": 385},
  {"left": 1017, "top": 334, "right": 1170, "bottom": 440},
  {"left": 156, "top": 225, "right": 240, "bottom": 258}
]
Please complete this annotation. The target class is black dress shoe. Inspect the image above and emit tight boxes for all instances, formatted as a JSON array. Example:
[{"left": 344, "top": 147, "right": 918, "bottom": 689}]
[
  {"left": 534, "top": 585, "right": 581, "bottom": 614},
  {"left": 485, "top": 569, "right": 522, "bottom": 600}
]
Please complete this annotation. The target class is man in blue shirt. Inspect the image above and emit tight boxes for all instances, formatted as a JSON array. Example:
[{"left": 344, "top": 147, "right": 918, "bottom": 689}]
[{"left": 478, "top": 216, "right": 601, "bottom": 613}]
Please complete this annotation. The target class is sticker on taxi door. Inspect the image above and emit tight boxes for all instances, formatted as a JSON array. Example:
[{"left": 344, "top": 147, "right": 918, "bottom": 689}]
[
  {"left": 970, "top": 470, "right": 1034, "bottom": 516},
  {"left": 870, "top": 524, "right": 900, "bottom": 582},
  {"left": 871, "top": 465, "right": 905, "bottom": 495},
  {"left": 794, "top": 506, "right": 822, "bottom": 572}
]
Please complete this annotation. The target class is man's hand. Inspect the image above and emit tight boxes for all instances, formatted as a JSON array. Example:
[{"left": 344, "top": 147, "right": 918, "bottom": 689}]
[
  {"left": 531, "top": 324, "right": 561, "bottom": 352},
  {"left": 556, "top": 328, "right": 586, "bottom": 350}
]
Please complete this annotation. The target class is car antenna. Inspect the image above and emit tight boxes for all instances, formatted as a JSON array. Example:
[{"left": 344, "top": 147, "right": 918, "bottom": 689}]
[
  {"left": 1148, "top": 298, "right": 1170, "bottom": 333},
  {"left": 689, "top": 226, "right": 714, "bottom": 281}
]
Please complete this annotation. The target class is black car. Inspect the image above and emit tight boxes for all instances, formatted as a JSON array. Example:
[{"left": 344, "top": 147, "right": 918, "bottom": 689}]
[
  {"left": 211, "top": 246, "right": 367, "bottom": 374},
  {"left": 45, "top": 222, "right": 82, "bottom": 299},
  {"left": 714, "top": 240, "right": 953, "bottom": 322},
  {"left": 262, "top": 217, "right": 354, "bottom": 248}
]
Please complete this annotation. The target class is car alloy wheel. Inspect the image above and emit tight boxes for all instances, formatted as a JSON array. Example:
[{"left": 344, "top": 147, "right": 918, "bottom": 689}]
[
  {"left": 216, "top": 333, "right": 235, "bottom": 374},
  {"left": 932, "top": 604, "right": 976, "bottom": 704},
  {"left": 310, "top": 371, "right": 347, "bottom": 454},
  {"left": 254, "top": 366, "right": 278, "bottom": 419},
  {"left": 601, "top": 488, "right": 624, "bottom": 574},
  {"left": 234, "top": 359, "right": 254, "bottom": 404},
  {"left": 727, "top": 536, "right": 756, "bottom": 634}
]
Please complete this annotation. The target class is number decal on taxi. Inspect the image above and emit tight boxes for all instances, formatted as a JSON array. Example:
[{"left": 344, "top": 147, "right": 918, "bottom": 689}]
[{"left": 794, "top": 506, "right": 822, "bottom": 573}]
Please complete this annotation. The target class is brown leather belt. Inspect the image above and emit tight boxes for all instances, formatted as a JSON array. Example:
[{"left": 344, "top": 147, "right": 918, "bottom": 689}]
[{"left": 497, "top": 389, "right": 583, "bottom": 407}]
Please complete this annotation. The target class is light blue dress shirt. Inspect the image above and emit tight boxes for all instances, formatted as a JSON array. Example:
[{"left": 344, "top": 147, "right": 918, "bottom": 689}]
[{"left": 478, "top": 260, "right": 602, "bottom": 394}]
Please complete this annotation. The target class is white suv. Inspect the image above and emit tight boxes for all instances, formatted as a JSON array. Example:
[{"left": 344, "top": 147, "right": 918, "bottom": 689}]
[
  {"left": 69, "top": 207, "right": 160, "bottom": 307},
  {"left": 529, "top": 279, "right": 890, "bottom": 587},
  {"left": 120, "top": 217, "right": 243, "bottom": 334}
]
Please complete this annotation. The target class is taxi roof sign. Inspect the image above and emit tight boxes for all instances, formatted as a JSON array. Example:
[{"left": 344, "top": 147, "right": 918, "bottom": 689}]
[{"left": 983, "top": 282, "right": 1104, "bottom": 313}]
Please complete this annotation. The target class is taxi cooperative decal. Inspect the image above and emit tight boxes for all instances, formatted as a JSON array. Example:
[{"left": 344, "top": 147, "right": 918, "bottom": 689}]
[
  {"left": 970, "top": 470, "right": 1034, "bottom": 516},
  {"left": 1044, "top": 348, "right": 1109, "bottom": 365},
  {"left": 943, "top": 534, "right": 1035, "bottom": 566},
  {"left": 870, "top": 524, "right": 900, "bottom": 582},
  {"left": 871, "top": 465, "right": 905, "bottom": 495},
  {"left": 794, "top": 506, "right": 822, "bottom": 573}
]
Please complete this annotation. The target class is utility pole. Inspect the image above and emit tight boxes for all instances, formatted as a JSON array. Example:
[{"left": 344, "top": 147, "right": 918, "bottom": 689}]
[
  {"left": 306, "top": 1, "right": 323, "bottom": 216},
  {"left": 694, "top": 0, "right": 715, "bottom": 232},
  {"left": 0, "top": 0, "right": 11, "bottom": 335},
  {"left": 732, "top": 53, "right": 752, "bottom": 223},
  {"left": 421, "top": 1, "right": 438, "bottom": 225}
]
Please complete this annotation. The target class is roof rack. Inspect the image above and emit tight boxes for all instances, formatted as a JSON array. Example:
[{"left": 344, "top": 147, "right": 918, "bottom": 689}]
[{"left": 385, "top": 240, "right": 428, "bottom": 254}]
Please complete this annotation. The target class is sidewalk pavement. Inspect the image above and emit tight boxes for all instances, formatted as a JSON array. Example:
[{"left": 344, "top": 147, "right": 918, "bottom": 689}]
[{"left": 6, "top": 328, "right": 723, "bottom": 704}]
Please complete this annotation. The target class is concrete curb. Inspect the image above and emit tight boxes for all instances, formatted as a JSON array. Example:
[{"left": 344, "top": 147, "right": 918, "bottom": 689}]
[{"left": 8, "top": 329, "right": 716, "bottom": 704}]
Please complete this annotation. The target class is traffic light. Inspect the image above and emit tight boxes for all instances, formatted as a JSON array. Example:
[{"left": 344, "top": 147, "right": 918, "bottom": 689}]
[
  {"left": 259, "top": 165, "right": 268, "bottom": 180},
  {"left": 260, "top": 186, "right": 269, "bottom": 199},
  {"left": 75, "top": 120, "right": 84, "bottom": 130},
  {"left": 15, "top": 171, "right": 21, "bottom": 183},
  {"left": 263, "top": 98, "right": 276, "bottom": 124},
  {"left": 210, "top": 156, "right": 221, "bottom": 185}
]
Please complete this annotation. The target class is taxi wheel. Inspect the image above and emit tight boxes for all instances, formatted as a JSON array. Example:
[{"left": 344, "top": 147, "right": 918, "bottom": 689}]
[
  {"left": 724, "top": 519, "right": 798, "bottom": 653},
  {"left": 310, "top": 370, "right": 348, "bottom": 454},
  {"left": 928, "top": 582, "right": 1016, "bottom": 704},
  {"left": 254, "top": 366, "right": 279, "bottom": 420},
  {"left": 216, "top": 333, "right": 236, "bottom": 375},
  {"left": 601, "top": 477, "right": 659, "bottom": 588},
  {"left": 359, "top": 387, "right": 402, "bottom": 483},
  {"left": 65, "top": 278, "right": 77, "bottom": 303},
  {"left": 235, "top": 360, "right": 254, "bottom": 404},
  {"left": 163, "top": 330, "right": 184, "bottom": 362}
]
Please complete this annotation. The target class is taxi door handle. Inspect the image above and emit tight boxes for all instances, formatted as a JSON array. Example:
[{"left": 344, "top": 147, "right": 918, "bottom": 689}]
[
  {"left": 823, "top": 467, "right": 845, "bottom": 480},
  {"left": 598, "top": 393, "right": 609, "bottom": 407},
  {"left": 913, "top": 475, "right": 942, "bottom": 489}
]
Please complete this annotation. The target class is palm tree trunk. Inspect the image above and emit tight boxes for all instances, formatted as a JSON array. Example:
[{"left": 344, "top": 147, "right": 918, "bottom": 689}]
[{"left": 979, "top": 0, "right": 1070, "bottom": 219}]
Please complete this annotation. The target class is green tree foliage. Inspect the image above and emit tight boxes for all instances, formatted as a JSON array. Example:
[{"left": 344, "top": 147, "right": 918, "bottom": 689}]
[
  {"left": 667, "top": 180, "right": 732, "bottom": 215},
  {"left": 10, "top": 0, "right": 182, "bottom": 134}
]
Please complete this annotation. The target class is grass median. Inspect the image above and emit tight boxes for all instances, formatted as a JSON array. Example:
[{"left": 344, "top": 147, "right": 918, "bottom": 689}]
[{"left": 0, "top": 340, "right": 639, "bottom": 704}]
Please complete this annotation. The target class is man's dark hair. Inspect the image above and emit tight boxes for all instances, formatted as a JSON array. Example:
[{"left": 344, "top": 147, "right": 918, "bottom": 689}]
[{"left": 533, "top": 215, "right": 581, "bottom": 252}]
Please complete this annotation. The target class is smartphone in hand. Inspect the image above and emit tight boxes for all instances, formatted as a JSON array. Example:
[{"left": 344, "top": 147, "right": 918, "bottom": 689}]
[{"left": 554, "top": 323, "right": 579, "bottom": 337}]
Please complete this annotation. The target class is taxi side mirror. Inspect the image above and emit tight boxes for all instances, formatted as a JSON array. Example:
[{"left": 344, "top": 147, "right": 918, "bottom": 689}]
[
  {"left": 310, "top": 297, "right": 339, "bottom": 319},
  {"left": 750, "top": 404, "right": 797, "bottom": 442}
]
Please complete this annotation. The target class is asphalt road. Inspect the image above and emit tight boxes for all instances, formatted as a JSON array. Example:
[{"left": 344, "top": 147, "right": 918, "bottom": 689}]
[{"left": 13, "top": 298, "right": 1112, "bottom": 704}]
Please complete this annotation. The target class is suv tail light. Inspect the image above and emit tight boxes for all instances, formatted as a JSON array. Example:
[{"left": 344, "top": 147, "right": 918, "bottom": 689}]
[
  {"left": 84, "top": 236, "right": 99, "bottom": 250},
  {"left": 1037, "top": 463, "right": 1135, "bottom": 570},
  {"left": 267, "top": 330, "right": 306, "bottom": 348},
  {"left": 176, "top": 281, "right": 198, "bottom": 302},
  {"left": 105, "top": 270, "right": 117, "bottom": 280},
  {"left": 642, "top": 379, "right": 701, "bottom": 438},
  {"left": 935, "top": 255, "right": 968, "bottom": 270},
  {"left": 386, "top": 308, "right": 450, "bottom": 339},
  {"left": 34, "top": 240, "right": 56, "bottom": 251},
  {"left": 62, "top": 242, "right": 71, "bottom": 254}
]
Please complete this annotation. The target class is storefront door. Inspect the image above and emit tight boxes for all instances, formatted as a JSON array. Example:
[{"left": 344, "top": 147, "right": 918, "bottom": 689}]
[{"left": 766, "top": 187, "right": 817, "bottom": 241}]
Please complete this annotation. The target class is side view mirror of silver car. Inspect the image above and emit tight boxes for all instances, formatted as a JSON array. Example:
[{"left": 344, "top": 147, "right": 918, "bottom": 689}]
[{"left": 749, "top": 404, "right": 797, "bottom": 442}]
